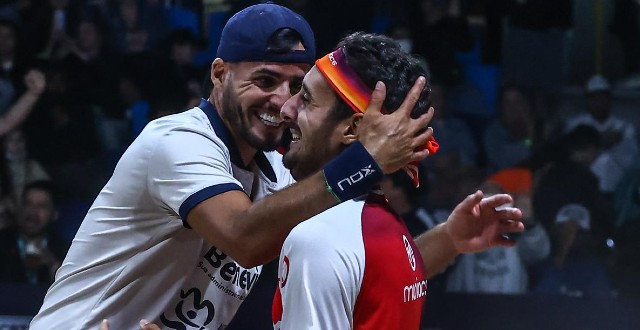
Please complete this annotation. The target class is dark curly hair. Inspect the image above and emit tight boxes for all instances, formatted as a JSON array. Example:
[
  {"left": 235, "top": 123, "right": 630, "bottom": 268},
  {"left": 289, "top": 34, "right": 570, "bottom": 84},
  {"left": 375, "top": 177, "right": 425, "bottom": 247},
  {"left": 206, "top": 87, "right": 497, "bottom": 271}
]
[{"left": 326, "top": 32, "right": 431, "bottom": 122}]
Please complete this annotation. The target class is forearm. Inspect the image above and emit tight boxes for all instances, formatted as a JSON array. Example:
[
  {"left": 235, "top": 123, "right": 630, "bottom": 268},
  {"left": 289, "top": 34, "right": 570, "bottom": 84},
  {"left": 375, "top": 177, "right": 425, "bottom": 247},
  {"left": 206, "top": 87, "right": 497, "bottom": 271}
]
[
  {"left": 0, "top": 92, "right": 40, "bottom": 135},
  {"left": 233, "top": 171, "right": 338, "bottom": 267},
  {"left": 414, "top": 223, "right": 459, "bottom": 279}
]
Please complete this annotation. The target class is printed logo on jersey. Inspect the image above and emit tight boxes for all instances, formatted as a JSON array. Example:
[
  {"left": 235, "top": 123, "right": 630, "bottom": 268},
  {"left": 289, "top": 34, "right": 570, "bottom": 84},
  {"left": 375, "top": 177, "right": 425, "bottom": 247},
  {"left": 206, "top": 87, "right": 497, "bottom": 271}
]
[
  {"left": 278, "top": 256, "right": 290, "bottom": 288},
  {"left": 403, "top": 235, "right": 416, "bottom": 271},
  {"left": 160, "top": 288, "right": 215, "bottom": 330},
  {"left": 403, "top": 279, "right": 428, "bottom": 303},
  {"left": 196, "top": 246, "right": 260, "bottom": 300}
]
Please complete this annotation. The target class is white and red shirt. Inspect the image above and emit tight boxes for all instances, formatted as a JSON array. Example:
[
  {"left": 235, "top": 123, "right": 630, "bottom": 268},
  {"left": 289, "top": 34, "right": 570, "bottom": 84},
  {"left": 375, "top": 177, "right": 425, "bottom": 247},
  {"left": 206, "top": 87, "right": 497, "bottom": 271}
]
[{"left": 272, "top": 192, "right": 427, "bottom": 330}]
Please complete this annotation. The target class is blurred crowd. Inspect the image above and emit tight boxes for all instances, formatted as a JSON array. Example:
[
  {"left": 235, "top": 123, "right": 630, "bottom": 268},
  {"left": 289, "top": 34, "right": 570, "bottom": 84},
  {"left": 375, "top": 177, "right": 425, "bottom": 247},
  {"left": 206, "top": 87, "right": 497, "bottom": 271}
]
[{"left": 0, "top": 0, "right": 639, "bottom": 312}]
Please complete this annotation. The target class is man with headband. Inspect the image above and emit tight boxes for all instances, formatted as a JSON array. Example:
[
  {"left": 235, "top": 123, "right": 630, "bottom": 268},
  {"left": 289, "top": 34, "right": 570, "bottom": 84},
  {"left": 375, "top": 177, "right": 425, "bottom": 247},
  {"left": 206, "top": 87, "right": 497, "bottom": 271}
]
[
  {"left": 272, "top": 32, "right": 524, "bottom": 329},
  {"left": 29, "top": 4, "right": 433, "bottom": 329}
]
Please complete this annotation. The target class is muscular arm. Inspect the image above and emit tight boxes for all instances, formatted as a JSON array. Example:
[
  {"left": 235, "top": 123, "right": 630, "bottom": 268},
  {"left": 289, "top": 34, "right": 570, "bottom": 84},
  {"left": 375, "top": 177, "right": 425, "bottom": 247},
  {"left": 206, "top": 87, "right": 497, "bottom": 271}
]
[
  {"left": 188, "top": 172, "right": 338, "bottom": 268},
  {"left": 190, "top": 78, "right": 433, "bottom": 268}
]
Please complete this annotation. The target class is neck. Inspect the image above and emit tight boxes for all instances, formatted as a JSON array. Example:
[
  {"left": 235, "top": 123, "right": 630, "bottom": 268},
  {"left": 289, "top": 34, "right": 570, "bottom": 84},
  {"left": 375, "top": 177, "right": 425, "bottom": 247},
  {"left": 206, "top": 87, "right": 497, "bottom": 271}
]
[{"left": 234, "top": 133, "right": 258, "bottom": 167}]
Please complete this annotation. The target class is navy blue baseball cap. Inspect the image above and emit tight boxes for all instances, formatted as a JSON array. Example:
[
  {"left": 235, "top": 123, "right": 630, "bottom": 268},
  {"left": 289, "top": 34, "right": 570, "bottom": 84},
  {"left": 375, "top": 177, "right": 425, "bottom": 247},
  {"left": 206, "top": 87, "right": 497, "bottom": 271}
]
[{"left": 216, "top": 2, "right": 316, "bottom": 65}]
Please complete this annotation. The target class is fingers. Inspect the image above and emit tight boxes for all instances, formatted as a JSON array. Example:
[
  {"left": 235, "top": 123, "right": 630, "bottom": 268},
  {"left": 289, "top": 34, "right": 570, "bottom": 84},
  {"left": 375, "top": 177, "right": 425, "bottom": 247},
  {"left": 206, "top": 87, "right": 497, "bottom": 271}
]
[
  {"left": 100, "top": 319, "right": 109, "bottom": 330},
  {"left": 140, "top": 319, "right": 161, "bottom": 330},
  {"left": 410, "top": 126, "right": 434, "bottom": 150},
  {"left": 495, "top": 207, "right": 523, "bottom": 222},
  {"left": 481, "top": 193, "right": 514, "bottom": 210},
  {"left": 500, "top": 219, "right": 525, "bottom": 233},
  {"left": 408, "top": 148, "right": 430, "bottom": 163},
  {"left": 365, "top": 81, "right": 387, "bottom": 115},
  {"left": 408, "top": 107, "right": 434, "bottom": 133},
  {"left": 456, "top": 190, "right": 484, "bottom": 213},
  {"left": 395, "top": 76, "right": 427, "bottom": 116}
]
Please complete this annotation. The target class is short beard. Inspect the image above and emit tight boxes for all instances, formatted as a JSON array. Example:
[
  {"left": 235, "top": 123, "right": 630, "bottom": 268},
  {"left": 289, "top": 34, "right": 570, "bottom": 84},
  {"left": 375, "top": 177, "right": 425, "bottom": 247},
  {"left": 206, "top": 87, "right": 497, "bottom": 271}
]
[{"left": 221, "top": 85, "right": 279, "bottom": 152}]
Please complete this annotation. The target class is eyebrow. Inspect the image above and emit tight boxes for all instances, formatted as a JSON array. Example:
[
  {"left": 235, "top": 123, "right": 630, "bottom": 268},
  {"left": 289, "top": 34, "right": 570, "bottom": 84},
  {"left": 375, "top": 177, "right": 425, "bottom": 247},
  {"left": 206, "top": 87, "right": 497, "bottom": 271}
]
[
  {"left": 302, "top": 82, "right": 313, "bottom": 101},
  {"left": 252, "top": 68, "right": 281, "bottom": 78}
]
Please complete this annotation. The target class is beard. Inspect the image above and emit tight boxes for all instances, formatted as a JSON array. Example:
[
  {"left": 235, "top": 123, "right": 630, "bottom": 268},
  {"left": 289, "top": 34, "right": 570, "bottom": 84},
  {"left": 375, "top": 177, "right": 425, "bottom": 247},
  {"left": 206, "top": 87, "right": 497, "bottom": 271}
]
[
  {"left": 282, "top": 119, "right": 339, "bottom": 181},
  {"left": 221, "top": 85, "right": 281, "bottom": 152}
]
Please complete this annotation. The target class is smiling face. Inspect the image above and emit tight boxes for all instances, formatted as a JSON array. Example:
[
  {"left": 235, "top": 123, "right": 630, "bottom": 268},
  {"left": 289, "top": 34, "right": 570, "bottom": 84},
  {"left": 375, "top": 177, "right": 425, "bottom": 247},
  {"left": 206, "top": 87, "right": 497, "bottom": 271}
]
[
  {"left": 281, "top": 66, "right": 357, "bottom": 180},
  {"left": 214, "top": 60, "right": 309, "bottom": 153}
]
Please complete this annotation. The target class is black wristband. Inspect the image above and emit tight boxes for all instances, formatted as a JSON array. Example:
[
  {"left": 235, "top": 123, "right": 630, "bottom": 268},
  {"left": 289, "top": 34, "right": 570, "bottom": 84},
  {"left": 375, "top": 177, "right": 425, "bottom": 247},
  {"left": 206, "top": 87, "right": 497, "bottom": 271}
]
[{"left": 323, "top": 141, "right": 383, "bottom": 202}]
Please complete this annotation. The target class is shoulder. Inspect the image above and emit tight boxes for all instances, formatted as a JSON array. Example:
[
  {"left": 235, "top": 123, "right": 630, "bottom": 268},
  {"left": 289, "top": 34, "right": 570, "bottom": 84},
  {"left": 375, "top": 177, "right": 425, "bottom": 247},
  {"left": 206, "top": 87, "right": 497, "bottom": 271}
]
[
  {"left": 144, "top": 109, "right": 229, "bottom": 161},
  {"left": 145, "top": 108, "right": 219, "bottom": 138},
  {"left": 286, "top": 200, "right": 366, "bottom": 251}
]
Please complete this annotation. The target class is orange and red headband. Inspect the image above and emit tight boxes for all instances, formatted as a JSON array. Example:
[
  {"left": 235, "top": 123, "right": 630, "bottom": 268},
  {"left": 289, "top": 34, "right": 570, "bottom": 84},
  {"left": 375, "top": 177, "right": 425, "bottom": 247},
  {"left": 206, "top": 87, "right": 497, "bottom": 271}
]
[{"left": 316, "top": 47, "right": 439, "bottom": 187}]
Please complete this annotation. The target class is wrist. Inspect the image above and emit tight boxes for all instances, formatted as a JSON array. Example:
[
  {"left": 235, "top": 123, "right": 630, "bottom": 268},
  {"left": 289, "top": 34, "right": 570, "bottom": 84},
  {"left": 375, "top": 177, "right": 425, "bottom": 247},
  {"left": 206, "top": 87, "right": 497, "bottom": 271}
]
[
  {"left": 323, "top": 141, "right": 383, "bottom": 202},
  {"left": 439, "top": 222, "right": 462, "bottom": 256}
]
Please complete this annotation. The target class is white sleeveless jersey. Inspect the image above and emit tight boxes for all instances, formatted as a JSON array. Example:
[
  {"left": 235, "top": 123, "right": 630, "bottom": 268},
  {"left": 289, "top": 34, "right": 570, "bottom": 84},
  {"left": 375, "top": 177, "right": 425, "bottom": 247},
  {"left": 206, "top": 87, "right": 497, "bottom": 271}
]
[{"left": 30, "top": 100, "right": 294, "bottom": 330}]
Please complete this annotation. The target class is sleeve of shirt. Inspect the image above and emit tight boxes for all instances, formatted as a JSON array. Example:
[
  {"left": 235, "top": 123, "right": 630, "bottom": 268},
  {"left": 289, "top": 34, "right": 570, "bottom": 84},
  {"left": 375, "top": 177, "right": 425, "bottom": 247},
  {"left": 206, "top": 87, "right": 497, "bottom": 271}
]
[
  {"left": 147, "top": 128, "right": 244, "bottom": 225},
  {"left": 277, "top": 223, "right": 363, "bottom": 330}
]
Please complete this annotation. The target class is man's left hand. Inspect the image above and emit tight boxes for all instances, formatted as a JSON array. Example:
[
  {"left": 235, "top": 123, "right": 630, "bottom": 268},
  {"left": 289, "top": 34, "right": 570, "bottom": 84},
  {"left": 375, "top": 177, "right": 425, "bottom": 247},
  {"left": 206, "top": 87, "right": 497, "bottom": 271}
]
[{"left": 444, "top": 190, "right": 524, "bottom": 254}]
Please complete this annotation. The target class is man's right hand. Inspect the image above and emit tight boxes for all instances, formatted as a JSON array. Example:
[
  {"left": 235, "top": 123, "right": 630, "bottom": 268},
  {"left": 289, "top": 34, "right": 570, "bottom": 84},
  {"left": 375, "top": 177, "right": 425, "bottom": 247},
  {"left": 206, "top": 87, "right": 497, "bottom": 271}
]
[{"left": 357, "top": 77, "right": 434, "bottom": 174}]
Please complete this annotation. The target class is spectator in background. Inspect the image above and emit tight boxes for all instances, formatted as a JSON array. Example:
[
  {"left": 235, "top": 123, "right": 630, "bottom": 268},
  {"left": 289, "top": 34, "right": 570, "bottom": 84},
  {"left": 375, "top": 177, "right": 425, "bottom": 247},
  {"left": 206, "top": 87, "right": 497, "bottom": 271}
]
[
  {"left": 0, "top": 152, "right": 16, "bottom": 231},
  {"left": 100, "top": 0, "right": 168, "bottom": 54},
  {"left": 156, "top": 28, "right": 207, "bottom": 107},
  {"left": 564, "top": 75, "right": 639, "bottom": 195},
  {"left": 26, "top": 92, "right": 101, "bottom": 199},
  {"left": 0, "top": 180, "right": 69, "bottom": 285},
  {"left": 533, "top": 125, "right": 615, "bottom": 298},
  {"left": 424, "top": 81, "right": 478, "bottom": 168},
  {"left": 609, "top": 165, "right": 640, "bottom": 298},
  {"left": 610, "top": 0, "right": 640, "bottom": 88},
  {"left": 51, "top": 15, "right": 120, "bottom": 112},
  {"left": 0, "top": 69, "right": 46, "bottom": 136},
  {"left": 380, "top": 172, "right": 433, "bottom": 237},
  {"left": 483, "top": 84, "right": 535, "bottom": 174},
  {"left": 409, "top": 0, "right": 474, "bottom": 86},
  {"left": 2, "top": 127, "right": 50, "bottom": 201},
  {"left": 384, "top": 21, "right": 429, "bottom": 71},
  {"left": 0, "top": 19, "right": 31, "bottom": 105},
  {"left": 446, "top": 169, "right": 550, "bottom": 294},
  {"left": 21, "top": 0, "right": 82, "bottom": 59}
]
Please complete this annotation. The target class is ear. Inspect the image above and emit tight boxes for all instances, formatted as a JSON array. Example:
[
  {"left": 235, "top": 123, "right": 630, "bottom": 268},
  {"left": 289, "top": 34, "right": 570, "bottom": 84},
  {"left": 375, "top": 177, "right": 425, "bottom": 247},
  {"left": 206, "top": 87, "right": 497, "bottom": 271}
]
[
  {"left": 211, "top": 58, "right": 227, "bottom": 86},
  {"left": 340, "top": 112, "right": 364, "bottom": 145}
]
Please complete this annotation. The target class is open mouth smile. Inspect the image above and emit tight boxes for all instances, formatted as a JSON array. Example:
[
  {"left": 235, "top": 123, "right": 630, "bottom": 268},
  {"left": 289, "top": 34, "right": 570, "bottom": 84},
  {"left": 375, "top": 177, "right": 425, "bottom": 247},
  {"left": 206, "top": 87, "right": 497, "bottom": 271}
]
[{"left": 258, "top": 112, "right": 283, "bottom": 127}]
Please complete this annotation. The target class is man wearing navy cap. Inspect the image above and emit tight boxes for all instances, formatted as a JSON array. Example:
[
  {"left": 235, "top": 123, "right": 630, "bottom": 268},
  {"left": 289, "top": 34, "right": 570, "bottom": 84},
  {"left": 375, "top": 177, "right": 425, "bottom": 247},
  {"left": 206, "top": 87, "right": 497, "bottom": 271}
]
[{"left": 29, "top": 3, "right": 433, "bottom": 329}]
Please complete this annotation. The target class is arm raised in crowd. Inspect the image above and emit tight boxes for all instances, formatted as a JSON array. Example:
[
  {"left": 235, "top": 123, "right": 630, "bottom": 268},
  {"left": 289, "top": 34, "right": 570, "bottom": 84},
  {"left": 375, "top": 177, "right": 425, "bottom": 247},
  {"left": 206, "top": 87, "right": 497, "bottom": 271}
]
[{"left": 0, "top": 70, "right": 46, "bottom": 136}]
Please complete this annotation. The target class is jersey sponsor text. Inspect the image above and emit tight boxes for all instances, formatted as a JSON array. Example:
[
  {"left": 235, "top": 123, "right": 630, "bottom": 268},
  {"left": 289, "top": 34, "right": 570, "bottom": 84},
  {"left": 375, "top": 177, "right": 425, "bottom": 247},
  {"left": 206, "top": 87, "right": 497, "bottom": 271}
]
[{"left": 403, "top": 279, "right": 428, "bottom": 303}]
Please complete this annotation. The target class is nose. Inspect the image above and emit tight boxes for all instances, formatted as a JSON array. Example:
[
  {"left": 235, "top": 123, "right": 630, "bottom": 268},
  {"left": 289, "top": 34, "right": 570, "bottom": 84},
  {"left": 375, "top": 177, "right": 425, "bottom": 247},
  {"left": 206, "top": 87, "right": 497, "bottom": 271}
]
[
  {"left": 270, "top": 82, "right": 292, "bottom": 110},
  {"left": 281, "top": 94, "right": 299, "bottom": 123}
]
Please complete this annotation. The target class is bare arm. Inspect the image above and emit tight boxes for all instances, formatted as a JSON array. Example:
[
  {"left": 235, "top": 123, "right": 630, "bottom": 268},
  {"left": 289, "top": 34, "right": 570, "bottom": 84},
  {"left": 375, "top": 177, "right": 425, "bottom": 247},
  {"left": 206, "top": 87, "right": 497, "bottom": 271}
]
[
  {"left": 0, "top": 70, "right": 46, "bottom": 136},
  {"left": 415, "top": 191, "right": 524, "bottom": 279},
  {"left": 189, "top": 78, "right": 434, "bottom": 268}
]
